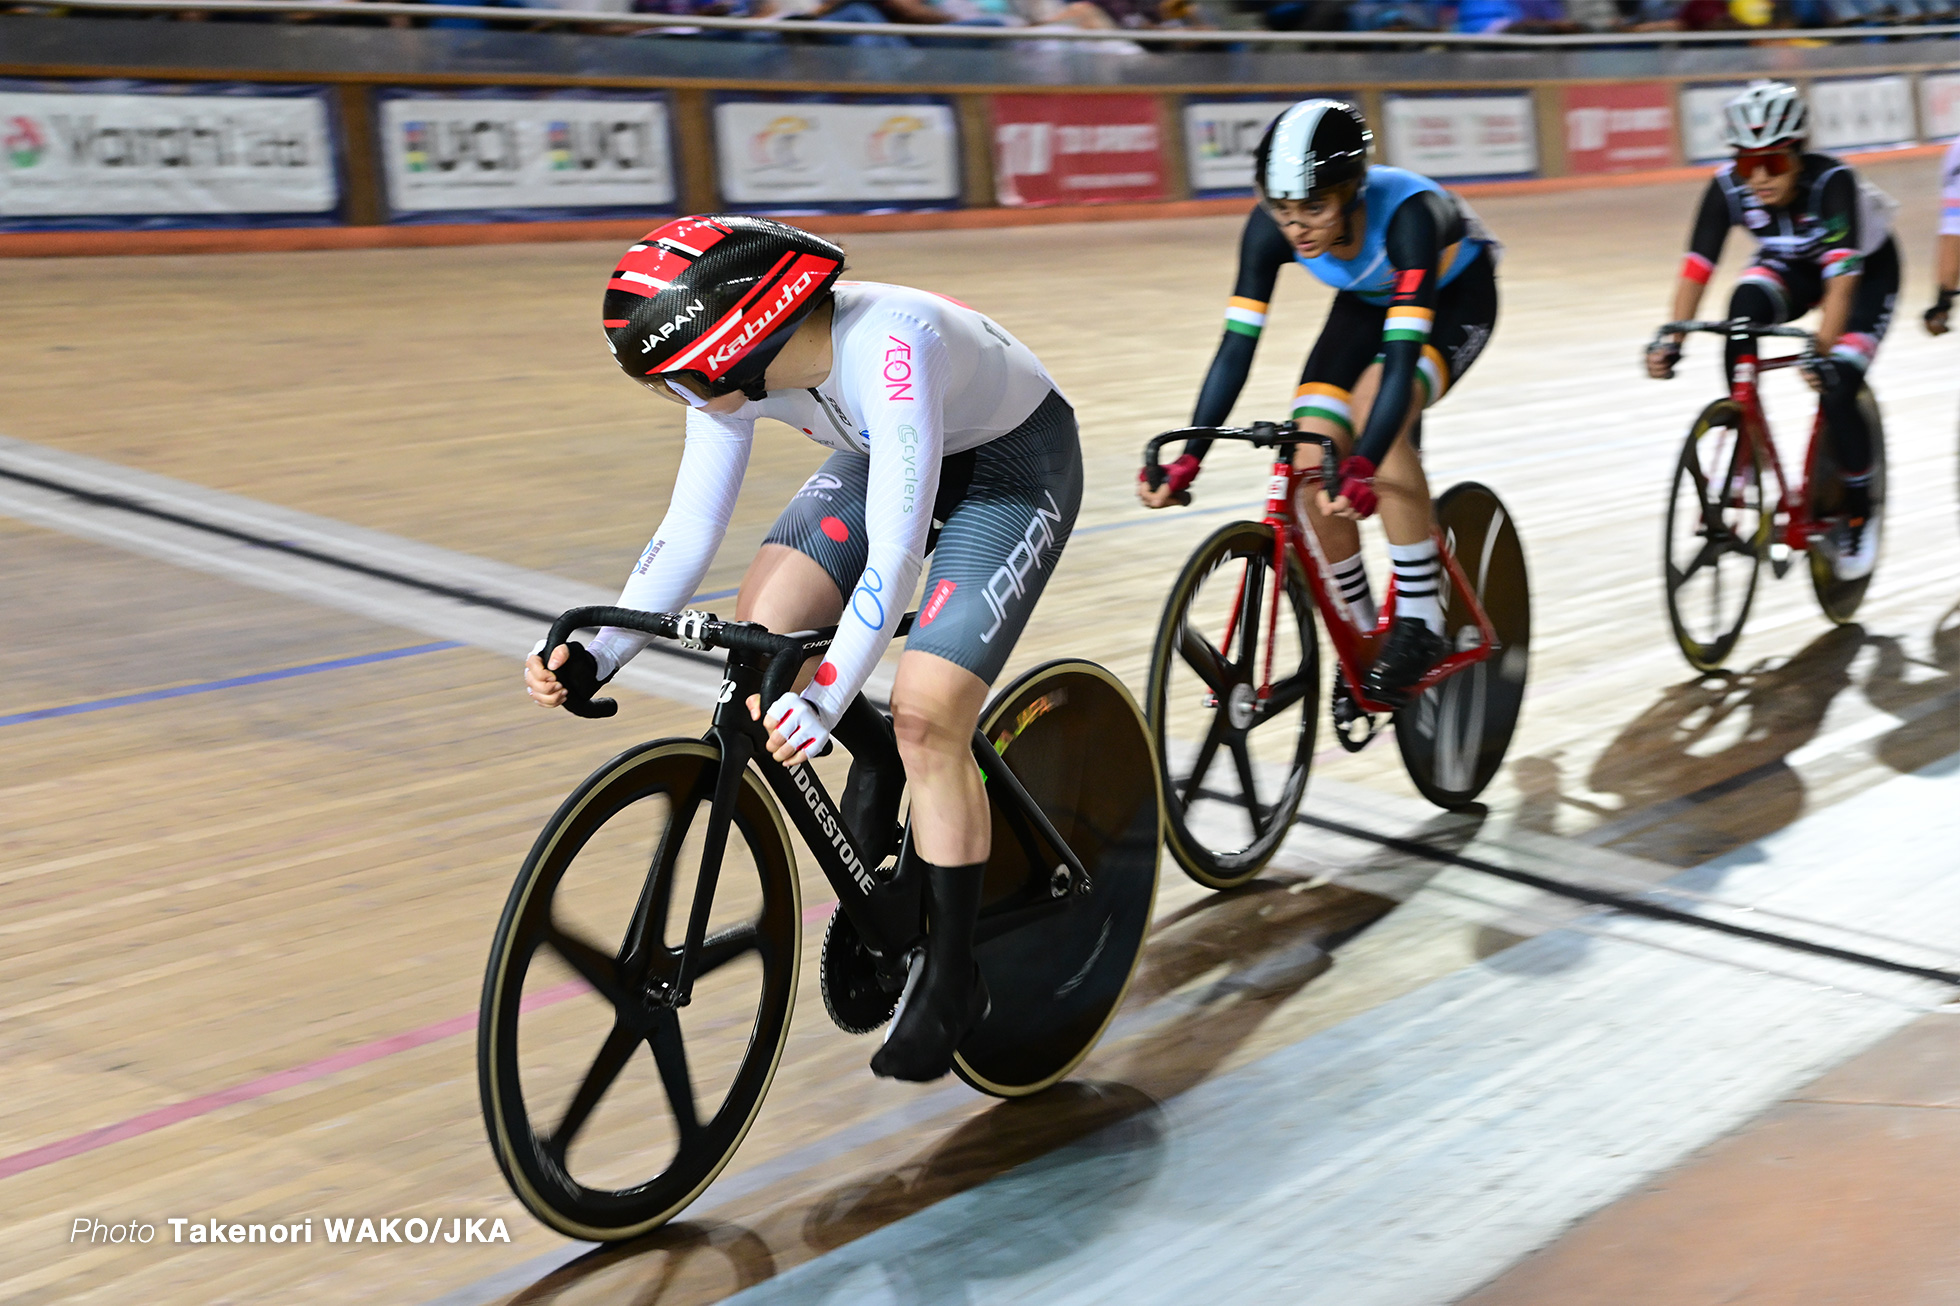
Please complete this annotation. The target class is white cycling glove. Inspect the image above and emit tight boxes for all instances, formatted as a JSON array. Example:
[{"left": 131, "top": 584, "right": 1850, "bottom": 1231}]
[{"left": 764, "top": 692, "right": 838, "bottom": 760}]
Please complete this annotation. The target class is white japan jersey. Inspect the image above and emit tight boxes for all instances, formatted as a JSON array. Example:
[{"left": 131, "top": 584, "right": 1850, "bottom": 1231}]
[{"left": 588, "top": 282, "right": 1059, "bottom": 722}]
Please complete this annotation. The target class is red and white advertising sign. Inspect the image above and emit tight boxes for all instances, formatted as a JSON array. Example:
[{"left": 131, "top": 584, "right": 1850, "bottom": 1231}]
[
  {"left": 1564, "top": 82, "right": 1674, "bottom": 174},
  {"left": 991, "top": 94, "right": 1165, "bottom": 208}
]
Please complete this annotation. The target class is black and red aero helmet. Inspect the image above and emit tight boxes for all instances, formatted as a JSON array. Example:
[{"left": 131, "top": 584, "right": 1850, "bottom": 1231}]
[{"left": 602, "top": 214, "right": 845, "bottom": 401}]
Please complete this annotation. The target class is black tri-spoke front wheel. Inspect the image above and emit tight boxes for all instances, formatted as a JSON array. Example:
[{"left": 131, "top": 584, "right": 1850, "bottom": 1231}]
[
  {"left": 1664, "top": 398, "right": 1768, "bottom": 672},
  {"left": 479, "top": 740, "right": 800, "bottom": 1242},
  {"left": 1147, "top": 520, "right": 1319, "bottom": 890}
]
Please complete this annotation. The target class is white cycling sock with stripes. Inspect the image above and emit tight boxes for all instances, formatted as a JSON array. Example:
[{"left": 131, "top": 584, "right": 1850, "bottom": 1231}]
[
  {"left": 1388, "top": 539, "right": 1445, "bottom": 636},
  {"left": 1328, "top": 551, "right": 1378, "bottom": 633}
]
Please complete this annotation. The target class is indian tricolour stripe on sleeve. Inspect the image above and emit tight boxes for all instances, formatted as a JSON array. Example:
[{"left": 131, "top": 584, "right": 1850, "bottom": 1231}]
[
  {"left": 1293, "top": 382, "right": 1353, "bottom": 433},
  {"left": 1224, "top": 296, "right": 1269, "bottom": 338},
  {"left": 1382, "top": 305, "right": 1434, "bottom": 345}
]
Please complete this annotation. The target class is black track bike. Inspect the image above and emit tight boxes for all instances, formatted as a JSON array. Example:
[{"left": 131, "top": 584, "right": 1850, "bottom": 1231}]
[{"left": 477, "top": 605, "right": 1162, "bottom": 1241}]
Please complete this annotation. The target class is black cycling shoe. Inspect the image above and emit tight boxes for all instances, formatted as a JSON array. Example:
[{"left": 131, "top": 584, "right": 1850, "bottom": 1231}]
[
  {"left": 869, "top": 859, "right": 988, "bottom": 1083},
  {"left": 1362, "top": 616, "right": 1448, "bottom": 709}
]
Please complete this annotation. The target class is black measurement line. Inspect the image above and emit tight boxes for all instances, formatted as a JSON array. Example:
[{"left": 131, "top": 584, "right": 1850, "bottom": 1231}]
[
  {"left": 1195, "top": 786, "right": 1960, "bottom": 988},
  {"left": 0, "top": 464, "right": 722, "bottom": 670}
]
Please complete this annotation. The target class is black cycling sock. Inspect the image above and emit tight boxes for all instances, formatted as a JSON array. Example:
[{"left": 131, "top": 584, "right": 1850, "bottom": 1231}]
[{"left": 869, "top": 857, "right": 987, "bottom": 1083}]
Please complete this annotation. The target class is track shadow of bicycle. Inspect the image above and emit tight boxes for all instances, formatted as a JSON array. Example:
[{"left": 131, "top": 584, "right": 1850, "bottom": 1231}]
[
  {"left": 484, "top": 814, "right": 1485, "bottom": 1305},
  {"left": 496, "top": 1082, "right": 1165, "bottom": 1306},
  {"left": 1510, "top": 610, "right": 1959, "bottom": 871}
]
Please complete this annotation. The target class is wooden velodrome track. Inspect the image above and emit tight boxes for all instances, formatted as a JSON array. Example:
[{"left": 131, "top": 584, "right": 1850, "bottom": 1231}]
[{"left": 3, "top": 154, "right": 1956, "bottom": 1304}]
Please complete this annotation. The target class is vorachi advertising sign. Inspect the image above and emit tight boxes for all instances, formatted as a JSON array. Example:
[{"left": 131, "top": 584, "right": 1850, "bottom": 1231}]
[
  {"left": 1810, "top": 76, "right": 1916, "bottom": 151},
  {"left": 714, "top": 100, "right": 958, "bottom": 208},
  {"left": 1382, "top": 94, "right": 1537, "bottom": 180},
  {"left": 992, "top": 94, "right": 1166, "bottom": 207},
  {"left": 1182, "top": 97, "right": 1360, "bottom": 196},
  {"left": 0, "top": 84, "right": 335, "bottom": 222},
  {"left": 1564, "top": 82, "right": 1674, "bottom": 174},
  {"left": 380, "top": 94, "right": 674, "bottom": 217}
]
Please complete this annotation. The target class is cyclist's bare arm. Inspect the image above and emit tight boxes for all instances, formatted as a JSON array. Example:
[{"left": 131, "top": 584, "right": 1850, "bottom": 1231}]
[{"left": 1651, "top": 181, "right": 1729, "bottom": 377}]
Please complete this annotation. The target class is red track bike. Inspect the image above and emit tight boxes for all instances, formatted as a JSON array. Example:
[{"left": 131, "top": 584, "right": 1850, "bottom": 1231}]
[
  {"left": 1652, "top": 319, "right": 1888, "bottom": 672},
  {"left": 1140, "top": 423, "right": 1531, "bottom": 889}
]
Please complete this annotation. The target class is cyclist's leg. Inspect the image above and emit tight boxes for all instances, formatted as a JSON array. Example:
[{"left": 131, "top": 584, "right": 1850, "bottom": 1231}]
[
  {"left": 1724, "top": 256, "right": 1815, "bottom": 378},
  {"left": 1292, "top": 293, "right": 1383, "bottom": 623},
  {"left": 1819, "top": 237, "right": 1896, "bottom": 575},
  {"left": 1818, "top": 236, "right": 1897, "bottom": 476},
  {"left": 873, "top": 390, "right": 1083, "bottom": 1082},
  {"left": 742, "top": 454, "right": 865, "bottom": 678}
]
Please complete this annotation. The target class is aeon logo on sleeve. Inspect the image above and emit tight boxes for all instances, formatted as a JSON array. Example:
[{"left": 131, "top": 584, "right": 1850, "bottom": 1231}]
[{"left": 883, "top": 335, "right": 915, "bottom": 401}]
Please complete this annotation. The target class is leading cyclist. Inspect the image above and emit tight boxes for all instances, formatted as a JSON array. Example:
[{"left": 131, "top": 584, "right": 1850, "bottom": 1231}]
[
  {"left": 1646, "top": 80, "right": 1899, "bottom": 580},
  {"left": 524, "top": 215, "right": 1083, "bottom": 1083},
  {"left": 1138, "top": 99, "right": 1501, "bottom": 706}
]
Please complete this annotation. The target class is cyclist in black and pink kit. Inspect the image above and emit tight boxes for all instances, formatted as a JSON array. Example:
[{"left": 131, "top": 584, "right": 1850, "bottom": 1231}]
[
  {"left": 1139, "top": 99, "right": 1501, "bottom": 705},
  {"left": 524, "top": 216, "right": 1083, "bottom": 1083},
  {"left": 1646, "top": 80, "right": 1898, "bottom": 580}
]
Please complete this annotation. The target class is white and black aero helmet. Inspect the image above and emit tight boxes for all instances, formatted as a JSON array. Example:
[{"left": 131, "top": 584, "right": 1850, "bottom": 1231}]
[
  {"left": 1721, "top": 81, "right": 1807, "bottom": 150},
  {"left": 1253, "top": 99, "right": 1371, "bottom": 201}
]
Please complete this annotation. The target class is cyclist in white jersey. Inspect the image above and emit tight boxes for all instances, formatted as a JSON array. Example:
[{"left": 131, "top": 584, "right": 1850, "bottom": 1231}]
[
  {"left": 524, "top": 216, "right": 1084, "bottom": 1082},
  {"left": 1926, "top": 135, "right": 1960, "bottom": 336}
]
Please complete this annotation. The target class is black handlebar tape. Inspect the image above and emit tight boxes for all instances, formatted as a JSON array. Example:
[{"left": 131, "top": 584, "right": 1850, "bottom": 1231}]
[{"left": 1321, "top": 441, "right": 1341, "bottom": 489}]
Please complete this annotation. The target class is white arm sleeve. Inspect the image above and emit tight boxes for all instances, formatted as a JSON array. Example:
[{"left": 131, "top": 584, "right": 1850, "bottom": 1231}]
[
  {"left": 586, "top": 408, "right": 753, "bottom": 679},
  {"left": 801, "top": 316, "right": 946, "bottom": 721}
]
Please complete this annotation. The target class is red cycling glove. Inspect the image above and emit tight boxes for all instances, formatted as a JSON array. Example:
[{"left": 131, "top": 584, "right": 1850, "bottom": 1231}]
[
  {"left": 1334, "top": 455, "right": 1379, "bottom": 518},
  {"left": 1140, "top": 453, "right": 1202, "bottom": 498}
]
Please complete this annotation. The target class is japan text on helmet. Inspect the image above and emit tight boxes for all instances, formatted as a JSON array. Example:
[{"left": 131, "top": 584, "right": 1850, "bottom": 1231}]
[
  {"left": 1253, "top": 99, "right": 1371, "bottom": 203},
  {"left": 1722, "top": 81, "right": 1807, "bottom": 151},
  {"left": 602, "top": 215, "right": 845, "bottom": 401}
]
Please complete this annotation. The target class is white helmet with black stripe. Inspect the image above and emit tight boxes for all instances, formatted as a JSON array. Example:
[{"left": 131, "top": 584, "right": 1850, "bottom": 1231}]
[
  {"left": 1722, "top": 80, "right": 1807, "bottom": 150},
  {"left": 1253, "top": 99, "right": 1371, "bottom": 201}
]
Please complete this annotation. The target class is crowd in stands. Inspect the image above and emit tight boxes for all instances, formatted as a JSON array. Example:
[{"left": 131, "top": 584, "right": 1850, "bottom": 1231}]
[{"left": 8, "top": 0, "right": 1957, "bottom": 37}]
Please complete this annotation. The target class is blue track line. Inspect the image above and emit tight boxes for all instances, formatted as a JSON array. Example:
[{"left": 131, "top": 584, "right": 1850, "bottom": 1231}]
[{"left": 0, "top": 641, "right": 465, "bottom": 728}]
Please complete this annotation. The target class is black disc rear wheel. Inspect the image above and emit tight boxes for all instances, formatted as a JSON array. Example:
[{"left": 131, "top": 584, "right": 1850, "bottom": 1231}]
[
  {"left": 954, "top": 660, "right": 1163, "bottom": 1097},
  {"left": 479, "top": 740, "right": 799, "bottom": 1242},
  {"left": 1396, "top": 482, "right": 1531, "bottom": 810},
  {"left": 1146, "top": 520, "right": 1319, "bottom": 889}
]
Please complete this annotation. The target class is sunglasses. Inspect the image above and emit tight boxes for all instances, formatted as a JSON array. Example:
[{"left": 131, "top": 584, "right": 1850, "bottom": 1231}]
[{"left": 1733, "top": 148, "right": 1797, "bottom": 178}]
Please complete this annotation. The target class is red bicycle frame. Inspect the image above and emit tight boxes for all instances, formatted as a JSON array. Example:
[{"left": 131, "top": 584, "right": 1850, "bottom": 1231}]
[
  {"left": 1722, "top": 337, "right": 1829, "bottom": 559},
  {"left": 1214, "top": 443, "right": 1500, "bottom": 719}
]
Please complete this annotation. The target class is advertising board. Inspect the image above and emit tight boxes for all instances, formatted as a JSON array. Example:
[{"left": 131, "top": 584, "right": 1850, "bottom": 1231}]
[
  {"left": 1924, "top": 72, "right": 1960, "bottom": 142},
  {"left": 379, "top": 92, "right": 674, "bottom": 219},
  {"left": 0, "top": 82, "right": 336, "bottom": 227},
  {"left": 1382, "top": 94, "right": 1536, "bottom": 180},
  {"left": 992, "top": 94, "right": 1166, "bottom": 207},
  {"left": 1564, "top": 82, "right": 1675, "bottom": 174},
  {"left": 1810, "top": 76, "right": 1916, "bottom": 152},
  {"left": 1680, "top": 84, "right": 1749, "bottom": 162},
  {"left": 715, "top": 99, "right": 958, "bottom": 209}
]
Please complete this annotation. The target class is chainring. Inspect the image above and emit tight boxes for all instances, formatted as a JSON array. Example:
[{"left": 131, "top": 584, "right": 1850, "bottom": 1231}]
[{"left": 820, "top": 904, "right": 902, "bottom": 1035}]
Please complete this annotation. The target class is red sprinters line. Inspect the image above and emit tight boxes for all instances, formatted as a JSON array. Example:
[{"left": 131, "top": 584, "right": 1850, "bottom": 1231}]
[
  {"left": 0, "top": 979, "right": 584, "bottom": 1182},
  {"left": 0, "top": 899, "right": 847, "bottom": 1181}
]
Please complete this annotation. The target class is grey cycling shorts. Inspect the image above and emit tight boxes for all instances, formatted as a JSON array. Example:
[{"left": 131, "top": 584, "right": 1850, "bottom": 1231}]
[{"left": 763, "top": 389, "right": 1083, "bottom": 686}]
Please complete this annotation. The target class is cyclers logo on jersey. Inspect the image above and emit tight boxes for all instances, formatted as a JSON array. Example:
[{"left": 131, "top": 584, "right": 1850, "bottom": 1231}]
[
  {"left": 789, "top": 763, "right": 876, "bottom": 894},
  {"left": 980, "top": 491, "right": 1066, "bottom": 644}
]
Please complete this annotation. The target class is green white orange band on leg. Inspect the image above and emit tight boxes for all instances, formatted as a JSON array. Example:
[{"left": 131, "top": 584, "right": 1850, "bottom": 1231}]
[
  {"left": 1293, "top": 382, "right": 1353, "bottom": 434},
  {"left": 1224, "top": 296, "right": 1269, "bottom": 338},
  {"left": 1416, "top": 344, "right": 1449, "bottom": 407},
  {"left": 1381, "top": 305, "right": 1435, "bottom": 345}
]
